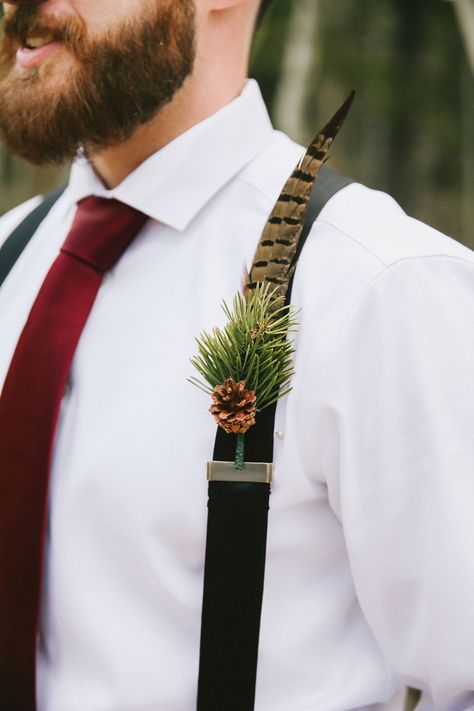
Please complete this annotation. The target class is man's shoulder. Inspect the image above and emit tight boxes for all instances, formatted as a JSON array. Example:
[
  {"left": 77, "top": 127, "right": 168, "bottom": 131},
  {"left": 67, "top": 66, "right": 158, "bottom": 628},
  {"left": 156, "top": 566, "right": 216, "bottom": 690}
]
[
  {"left": 286, "top": 161, "right": 474, "bottom": 357},
  {"left": 241, "top": 129, "right": 473, "bottom": 269},
  {"left": 316, "top": 181, "right": 473, "bottom": 268},
  {"left": 0, "top": 196, "right": 43, "bottom": 249}
]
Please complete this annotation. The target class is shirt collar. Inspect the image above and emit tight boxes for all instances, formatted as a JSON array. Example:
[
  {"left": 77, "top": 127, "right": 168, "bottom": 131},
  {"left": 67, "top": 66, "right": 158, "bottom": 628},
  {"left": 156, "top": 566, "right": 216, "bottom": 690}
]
[{"left": 66, "top": 80, "right": 274, "bottom": 231}]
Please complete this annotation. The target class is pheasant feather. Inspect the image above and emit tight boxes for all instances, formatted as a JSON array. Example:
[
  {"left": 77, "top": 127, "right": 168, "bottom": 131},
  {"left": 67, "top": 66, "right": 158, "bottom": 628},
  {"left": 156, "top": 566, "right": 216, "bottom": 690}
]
[{"left": 246, "top": 91, "right": 355, "bottom": 302}]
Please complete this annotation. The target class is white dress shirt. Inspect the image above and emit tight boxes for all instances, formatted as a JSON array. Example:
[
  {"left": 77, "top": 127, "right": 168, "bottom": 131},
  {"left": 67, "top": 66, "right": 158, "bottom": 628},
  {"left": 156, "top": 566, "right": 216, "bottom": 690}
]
[{"left": 1, "top": 80, "right": 474, "bottom": 711}]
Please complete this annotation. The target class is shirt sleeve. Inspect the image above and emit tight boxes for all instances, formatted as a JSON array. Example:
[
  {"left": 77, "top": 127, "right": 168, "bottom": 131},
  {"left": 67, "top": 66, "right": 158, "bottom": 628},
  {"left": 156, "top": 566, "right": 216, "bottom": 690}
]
[{"left": 321, "top": 254, "right": 474, "bottom": 709}]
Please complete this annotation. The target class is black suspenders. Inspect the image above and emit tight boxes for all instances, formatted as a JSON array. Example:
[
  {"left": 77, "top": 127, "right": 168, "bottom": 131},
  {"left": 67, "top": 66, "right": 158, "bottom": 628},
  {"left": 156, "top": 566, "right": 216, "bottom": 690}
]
[
  {"left": 198, "top": 165, "right": 353, "bottom": 711},
  {"left": 0, "top": 186, "right": 66, "bottom": 289},
  {"left": 0, "top": 167, "right": 354, "bottom": 711}
]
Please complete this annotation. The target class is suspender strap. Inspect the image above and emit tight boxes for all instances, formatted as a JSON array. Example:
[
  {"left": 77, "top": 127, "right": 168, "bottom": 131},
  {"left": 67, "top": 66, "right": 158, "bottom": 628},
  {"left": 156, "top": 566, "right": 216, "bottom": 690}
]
[
  {"left": 0, "top": 186, "right": 66, "bottom": 289},
  {"left": 288, "top": 164, "right": 353, "bottom": 279},
  {"left": 198, "top": 166, "right": 354, "bottom": 711},
  {"left": 197, "top": 479, "right": 270, "bottom": 711}
]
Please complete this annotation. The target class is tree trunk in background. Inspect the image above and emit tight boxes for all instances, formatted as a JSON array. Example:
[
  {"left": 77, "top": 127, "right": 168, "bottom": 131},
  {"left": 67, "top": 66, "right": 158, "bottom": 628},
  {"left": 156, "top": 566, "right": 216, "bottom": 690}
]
[
  {"left": 461, "top": 67, "right": 474, "bottom": 241},
  {"left": 454, "top": 0, "right": 474, "bottom": 71},
  {"left": 453, "top": 0, "right": 474, "bottom": 243},
  {"left": 273, "top": 0, "right": 320, "bottom": 141},
  {"left": 388, "top": 0, "right": 427, "bottom": 214}
]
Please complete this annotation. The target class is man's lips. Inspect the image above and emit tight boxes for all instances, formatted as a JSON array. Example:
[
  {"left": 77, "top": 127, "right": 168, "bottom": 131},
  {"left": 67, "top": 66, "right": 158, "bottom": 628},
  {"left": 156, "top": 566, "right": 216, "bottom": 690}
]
[{"left": 16, "top": 40, "right": 62, "bottom": 68}]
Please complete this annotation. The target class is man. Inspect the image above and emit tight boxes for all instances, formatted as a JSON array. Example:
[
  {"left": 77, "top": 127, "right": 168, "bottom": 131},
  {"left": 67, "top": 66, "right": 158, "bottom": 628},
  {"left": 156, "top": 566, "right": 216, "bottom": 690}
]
[{"left": 0, "top": 1, "right": 473, "bottom": 710}]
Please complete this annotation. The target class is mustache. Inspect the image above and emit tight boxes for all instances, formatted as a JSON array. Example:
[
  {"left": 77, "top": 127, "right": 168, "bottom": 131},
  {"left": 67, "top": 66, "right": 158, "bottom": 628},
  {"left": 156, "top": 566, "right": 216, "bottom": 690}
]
[{"left": 2, "top": 5, "right": 85, "bottom": 50}]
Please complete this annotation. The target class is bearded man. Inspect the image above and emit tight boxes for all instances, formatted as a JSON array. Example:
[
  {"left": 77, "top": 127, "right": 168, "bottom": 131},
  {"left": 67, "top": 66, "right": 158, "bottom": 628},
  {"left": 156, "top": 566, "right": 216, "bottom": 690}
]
[{"left": 0, "top": 1, "right": 474, "bottom": 710}]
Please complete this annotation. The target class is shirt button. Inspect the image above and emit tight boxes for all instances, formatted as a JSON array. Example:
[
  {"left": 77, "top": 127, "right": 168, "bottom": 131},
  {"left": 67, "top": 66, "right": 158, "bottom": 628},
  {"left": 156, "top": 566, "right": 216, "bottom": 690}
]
[{"left": 275, "top": 430, "right": 284, "bottom": 439}]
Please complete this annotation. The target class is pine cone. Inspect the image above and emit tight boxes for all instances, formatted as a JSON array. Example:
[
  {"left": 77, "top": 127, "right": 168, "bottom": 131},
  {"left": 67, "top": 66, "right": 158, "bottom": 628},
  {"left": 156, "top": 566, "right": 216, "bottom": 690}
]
[{"left": 209, "top": 379, "right": 257, "bottom": 434}]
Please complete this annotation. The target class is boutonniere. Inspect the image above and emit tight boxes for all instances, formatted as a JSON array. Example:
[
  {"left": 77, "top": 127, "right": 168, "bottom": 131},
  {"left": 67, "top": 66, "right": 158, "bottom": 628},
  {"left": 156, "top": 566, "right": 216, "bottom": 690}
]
[
  {"left": 190, "top": 92, "right": 355, "bottom": 470},
  {"left": 189, "top": 284, "right": 299, "bottom": 469}
]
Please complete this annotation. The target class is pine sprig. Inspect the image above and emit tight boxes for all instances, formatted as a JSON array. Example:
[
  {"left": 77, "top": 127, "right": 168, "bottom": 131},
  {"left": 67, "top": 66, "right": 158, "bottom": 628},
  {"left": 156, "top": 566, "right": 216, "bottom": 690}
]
[{"left": 189, "top": 283, "right": 299, "bottom": 413}]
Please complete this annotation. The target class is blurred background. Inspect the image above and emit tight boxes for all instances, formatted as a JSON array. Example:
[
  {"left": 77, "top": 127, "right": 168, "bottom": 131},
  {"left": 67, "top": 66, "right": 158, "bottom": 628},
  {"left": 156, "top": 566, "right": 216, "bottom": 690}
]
[{"left": 1, "top": 0, "right": 473, "bottom": 248}]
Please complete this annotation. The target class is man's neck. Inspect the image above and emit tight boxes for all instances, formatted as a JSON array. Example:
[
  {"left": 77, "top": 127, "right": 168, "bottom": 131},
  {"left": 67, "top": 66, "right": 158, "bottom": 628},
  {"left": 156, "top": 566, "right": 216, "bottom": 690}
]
[{"left": 91, "top": 69, "right": 247, "bottom": 190}]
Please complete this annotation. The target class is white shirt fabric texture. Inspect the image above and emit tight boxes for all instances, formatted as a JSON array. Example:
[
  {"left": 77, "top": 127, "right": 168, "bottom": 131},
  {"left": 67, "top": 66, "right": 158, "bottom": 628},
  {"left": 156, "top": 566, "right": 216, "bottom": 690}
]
[{"left": 1, "top": 80, "right": 474, "bottom": 711}]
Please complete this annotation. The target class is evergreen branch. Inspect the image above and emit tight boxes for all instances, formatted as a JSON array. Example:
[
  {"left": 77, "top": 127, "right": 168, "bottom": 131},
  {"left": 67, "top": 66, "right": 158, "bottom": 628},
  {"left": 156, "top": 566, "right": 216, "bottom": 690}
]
[{"left": 189, "top": 283, "right": 299, "bottom": 415}]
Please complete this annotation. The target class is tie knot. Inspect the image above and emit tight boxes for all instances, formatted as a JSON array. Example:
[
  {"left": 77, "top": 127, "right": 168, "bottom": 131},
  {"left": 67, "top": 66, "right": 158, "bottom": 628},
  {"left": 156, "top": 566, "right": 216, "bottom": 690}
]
[{"left": 61, "top": 196, "right": 148, "bottom": 273}]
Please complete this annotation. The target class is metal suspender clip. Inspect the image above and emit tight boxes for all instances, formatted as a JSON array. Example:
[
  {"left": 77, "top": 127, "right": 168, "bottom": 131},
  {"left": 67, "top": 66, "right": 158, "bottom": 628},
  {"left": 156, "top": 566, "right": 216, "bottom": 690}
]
[{"left": 207, "top": 461, "right": 272, "bottom": 484}]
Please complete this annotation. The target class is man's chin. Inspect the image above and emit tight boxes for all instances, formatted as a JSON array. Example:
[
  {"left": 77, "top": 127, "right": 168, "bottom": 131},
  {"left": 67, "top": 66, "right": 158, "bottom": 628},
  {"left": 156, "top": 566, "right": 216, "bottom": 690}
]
[
  {"left": 0, "top": 54, "right": 75, "bottom": 113},
  {"left": 0, "top": 75, "right": 79, "bottom": 166}
]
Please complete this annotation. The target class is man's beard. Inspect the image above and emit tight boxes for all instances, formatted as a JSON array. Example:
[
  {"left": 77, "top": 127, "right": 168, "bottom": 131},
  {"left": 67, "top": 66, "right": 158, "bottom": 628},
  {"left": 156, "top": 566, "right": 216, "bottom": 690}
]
[{"left": 0, "top": 1, "right": 196, "bottom": 165}]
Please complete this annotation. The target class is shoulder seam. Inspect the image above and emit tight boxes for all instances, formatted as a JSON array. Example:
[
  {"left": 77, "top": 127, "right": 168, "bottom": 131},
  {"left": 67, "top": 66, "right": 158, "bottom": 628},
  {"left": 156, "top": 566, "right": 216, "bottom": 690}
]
[
  {"left": 371, "top": 252, "right": 474, "bottom": 270},
  {"left": 316, "top": 217, "right": 473, "bottom": 271}
]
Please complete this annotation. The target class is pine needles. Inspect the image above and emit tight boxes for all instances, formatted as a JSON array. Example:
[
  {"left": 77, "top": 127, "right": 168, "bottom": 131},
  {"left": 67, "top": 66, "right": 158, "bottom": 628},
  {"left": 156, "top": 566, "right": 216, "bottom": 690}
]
[{"left": 189, "top": 283, "right": 299, "bottom": 413}]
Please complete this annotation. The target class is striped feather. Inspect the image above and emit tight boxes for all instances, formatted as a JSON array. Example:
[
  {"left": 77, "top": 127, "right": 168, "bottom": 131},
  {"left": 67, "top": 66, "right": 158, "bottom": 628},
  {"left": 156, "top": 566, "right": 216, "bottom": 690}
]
[{"left": 246, "top": 91, "right": 355, "bottom": 302}]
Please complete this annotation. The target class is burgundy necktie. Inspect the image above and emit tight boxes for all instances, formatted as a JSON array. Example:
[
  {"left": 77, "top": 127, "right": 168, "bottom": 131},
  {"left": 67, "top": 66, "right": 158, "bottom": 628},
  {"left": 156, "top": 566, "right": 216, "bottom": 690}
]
[{"left": 0, "top": 196, "right": 148, "bottom": 710}]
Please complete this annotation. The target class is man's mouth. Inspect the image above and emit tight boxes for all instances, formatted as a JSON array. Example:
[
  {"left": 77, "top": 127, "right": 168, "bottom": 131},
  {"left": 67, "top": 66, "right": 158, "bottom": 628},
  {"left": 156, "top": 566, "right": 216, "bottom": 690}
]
[
  {"left": 23, "top": 34, "right": 55, "bottom": 50},
  {"left": 16, "top": 34, "right": 62, "bottom": 68}
]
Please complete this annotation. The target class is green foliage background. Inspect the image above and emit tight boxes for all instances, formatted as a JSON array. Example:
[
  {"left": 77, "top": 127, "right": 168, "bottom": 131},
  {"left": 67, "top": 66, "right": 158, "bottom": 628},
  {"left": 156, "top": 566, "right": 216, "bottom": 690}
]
[
  {"left": 1, "top": 0, "right": 473, "bottom": 247},
  {"left": 251, "top": 0, "right": 473, "bottom": 247}
]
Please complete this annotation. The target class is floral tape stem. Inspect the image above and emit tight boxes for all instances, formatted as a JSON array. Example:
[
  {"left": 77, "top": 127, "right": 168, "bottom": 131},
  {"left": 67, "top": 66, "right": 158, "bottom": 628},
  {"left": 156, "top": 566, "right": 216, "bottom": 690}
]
[{"left": 235, "top": 434, "right": 245, "bottom": 470}]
